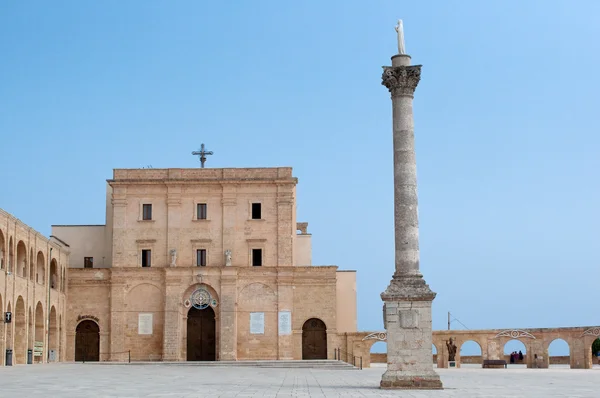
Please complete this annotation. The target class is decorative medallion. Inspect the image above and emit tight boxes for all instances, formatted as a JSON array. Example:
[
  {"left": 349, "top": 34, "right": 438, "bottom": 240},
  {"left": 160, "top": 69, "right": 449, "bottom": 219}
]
[
  {"left": 581, "top": 327, "right": 600, "bottom": 337},
  {"left": 183, "top": 299, "right": 191, "bottom": 308},
  {"left": 211, "top": 299, "right": 218, "bottom": 307},
  {"left": 494, "top": 329, "right": 536, "bottom": 339},
  {"left": 190, "top": 288, "right": 211, "bottom": 310},
  {"left": 362, "top": 331, "right": 388, "bottom": 342}
]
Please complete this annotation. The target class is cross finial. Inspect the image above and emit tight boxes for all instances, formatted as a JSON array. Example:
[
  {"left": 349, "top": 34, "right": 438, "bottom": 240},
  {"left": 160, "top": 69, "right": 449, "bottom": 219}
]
[{"left": 191, "top": 143, "right": 214, "bottom": 168}]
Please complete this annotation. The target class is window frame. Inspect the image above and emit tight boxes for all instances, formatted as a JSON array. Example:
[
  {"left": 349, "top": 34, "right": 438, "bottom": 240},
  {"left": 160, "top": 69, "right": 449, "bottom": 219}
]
[
  {"left": 142, "top": 203, "right": 153, "bottom": 221},
  {"left": 141, "top": 249, "right": 152, "bottom": 267},
  {"left": 251, "top": 202, "right": 262, "bottom": 220},
  {"left": 251, "top": 248, "right": 263, "bottom": 267},
  {"left": 196, "top": 249, "right": 207, "bottom": 267},
  {"left": 84, "top": 257, "right": 93, "bottom": 269},
  {"left": 197, "top": 203, "right": 207, "bottom": 220}
]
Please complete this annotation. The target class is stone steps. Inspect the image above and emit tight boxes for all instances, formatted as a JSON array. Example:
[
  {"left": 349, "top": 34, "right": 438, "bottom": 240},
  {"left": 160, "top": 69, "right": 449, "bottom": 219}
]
[{"left": 90, "top": 360, "right": 358, "bottom": 370}]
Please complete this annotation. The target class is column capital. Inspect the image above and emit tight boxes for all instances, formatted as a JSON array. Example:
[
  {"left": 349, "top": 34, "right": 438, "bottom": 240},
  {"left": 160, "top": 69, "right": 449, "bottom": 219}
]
[{"left": 381, "top": 65, "right": 422, "bottom": 97}]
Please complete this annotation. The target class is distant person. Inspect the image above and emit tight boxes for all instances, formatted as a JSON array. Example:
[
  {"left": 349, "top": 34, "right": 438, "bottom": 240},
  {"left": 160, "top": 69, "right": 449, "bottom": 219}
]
[
  {"left": 510, "top": 352, "right": 515, "bottom": 364},
  {"left": 519, "top": 350, "right": 524, "bottom": 361}
]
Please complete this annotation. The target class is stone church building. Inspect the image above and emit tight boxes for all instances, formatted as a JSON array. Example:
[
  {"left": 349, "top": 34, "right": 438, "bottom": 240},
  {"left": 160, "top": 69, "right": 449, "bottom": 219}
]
[{"left": 51, "top": 166, "right": 357, "bottom": 362}]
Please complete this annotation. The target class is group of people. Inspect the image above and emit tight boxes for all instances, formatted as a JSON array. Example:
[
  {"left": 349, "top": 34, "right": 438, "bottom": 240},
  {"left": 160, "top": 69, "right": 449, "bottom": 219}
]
[{"left": 509, "top": 350, "right": 524, "bottom": 364}]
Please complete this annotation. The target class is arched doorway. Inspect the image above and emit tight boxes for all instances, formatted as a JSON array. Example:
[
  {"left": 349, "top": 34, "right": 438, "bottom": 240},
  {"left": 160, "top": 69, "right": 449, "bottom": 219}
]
[
  {"left": 48, "top": 306, "right": 58, "bottom": 361},
  {"left": 302, "top": 318, "right": 327, "bottom": 360},
  {"left": 187, "top": 306, "right": 216, "bottom": 361},
  {"left": 14, "top": 296, "right": 26, "bottom": 364},
  {"left": 75, "top": 320, "right": 100, "bottom": 362},
  {"left": 34, "top": 302, "right": 44, "bottom": 363}
]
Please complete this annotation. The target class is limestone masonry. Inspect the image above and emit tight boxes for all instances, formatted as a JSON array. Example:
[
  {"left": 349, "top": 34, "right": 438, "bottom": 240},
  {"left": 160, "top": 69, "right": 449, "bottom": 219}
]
[{"left": 49, "top": 166, "right": 357, "bottom": 362}]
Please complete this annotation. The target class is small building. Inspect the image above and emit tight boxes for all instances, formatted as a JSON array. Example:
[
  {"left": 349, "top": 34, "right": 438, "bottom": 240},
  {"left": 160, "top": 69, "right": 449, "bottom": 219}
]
[{"left": 52, "top": 167, "right": 357, "bottom": 362}]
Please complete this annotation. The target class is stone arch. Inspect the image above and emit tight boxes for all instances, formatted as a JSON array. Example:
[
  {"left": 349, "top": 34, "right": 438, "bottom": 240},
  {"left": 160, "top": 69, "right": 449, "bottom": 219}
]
[
  {"left": 14, "top": 296, "right": 27, "bottom": 364},
  {"left": 36, "top": 251, "right": 45, "bottom": 284},
  {"left": 548, "top": 338, "right": 570, "bottom": 367},
  {"left": 181, "top": 283, "right": 221, "bottom": 360},
  {"left": 369, "top": 341, "right": 387, "bottom": 365},
  {"left": 16, "top": 241, "right": 27, "bottom": 278},
  {"left": 459, "top": 339, "right": 483, "bottom": 366},
  {"left": 29, "top": 248, "right": 34, "bottom": 280},
  {"left": 50, "top": 258, "right": 58, "bottom": 289},
  {"left": 503, "top": 339, "right": 527, "bottom": 365},
  {"left": 48, "top": 306, "right": 58, "bottom": 361},
  {"left": 126, "top": 283, "right": 164, "bottom": 361},
  {"left": 75, "top": 320, "right": 100, "bottom": 361},
  {"left": 302, "top": 318, "right": 327, "bottom": 360},
  {"left": 34, "top": 301, "right": 44, "bottom": 362},
  {"left": 8, "top": 236, "right": 14, "bottom": 273},
  {"left": 236, "top": 282, "right": 277, "bottom": 360},
  {"left": 0, "top": 229, "right": 5, "bottom": 269}
]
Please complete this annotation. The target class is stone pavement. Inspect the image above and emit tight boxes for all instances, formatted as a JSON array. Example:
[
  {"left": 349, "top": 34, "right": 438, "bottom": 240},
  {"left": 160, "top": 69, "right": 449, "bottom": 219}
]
[{"left": 0, "top": 363, "right": 598, "bottom": 397}]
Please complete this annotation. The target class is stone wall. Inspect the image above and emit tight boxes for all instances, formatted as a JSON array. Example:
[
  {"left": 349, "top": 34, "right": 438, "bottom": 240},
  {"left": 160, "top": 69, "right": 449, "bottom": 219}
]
[
  {"left": 66, "top": 265, "right": 341, "bottom": 361},
  {"left": 0, "top": 208, "right": 69, "bottom": 365}
]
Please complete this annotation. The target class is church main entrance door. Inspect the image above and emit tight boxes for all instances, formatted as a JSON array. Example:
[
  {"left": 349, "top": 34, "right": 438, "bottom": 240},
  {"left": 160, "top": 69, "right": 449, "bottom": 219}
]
[
  {"left": 75, "top": 320, "right": 100, "bottom": 362},
  {"left": 302, "top": 318, "right": 327, "bottom": 360},
  {"left": 187, "top": 306, "right": 216, "bottom": 361}
]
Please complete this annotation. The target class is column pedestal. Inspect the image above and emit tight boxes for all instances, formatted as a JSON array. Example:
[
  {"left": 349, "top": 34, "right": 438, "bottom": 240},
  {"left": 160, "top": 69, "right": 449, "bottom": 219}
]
[{"left": 380, "top": 276, "right": 442, "bottom": 389}]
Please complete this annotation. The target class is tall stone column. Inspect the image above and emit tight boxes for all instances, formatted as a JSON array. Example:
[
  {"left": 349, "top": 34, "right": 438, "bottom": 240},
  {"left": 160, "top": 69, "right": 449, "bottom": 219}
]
[{"left": 379, "top": 49, "right": 443, "bottom": 388}]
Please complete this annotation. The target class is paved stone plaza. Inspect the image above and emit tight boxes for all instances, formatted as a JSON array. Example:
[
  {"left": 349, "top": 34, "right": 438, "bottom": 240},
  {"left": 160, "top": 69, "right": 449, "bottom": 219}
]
[{"left": 0, "top": 363, "right": 598, "bottom": 397}]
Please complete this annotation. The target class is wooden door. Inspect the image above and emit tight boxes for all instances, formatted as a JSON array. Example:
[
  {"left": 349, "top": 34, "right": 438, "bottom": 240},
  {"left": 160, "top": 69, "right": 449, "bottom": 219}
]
[
  {"left": 302, "top": 318, "right": 327, "bottom": 360},
  {"left": 75, "top": 320, "right": 100, "bottom": 361},
  {"left": 187, "top": 307, "right": 216, "bottom": 361}
]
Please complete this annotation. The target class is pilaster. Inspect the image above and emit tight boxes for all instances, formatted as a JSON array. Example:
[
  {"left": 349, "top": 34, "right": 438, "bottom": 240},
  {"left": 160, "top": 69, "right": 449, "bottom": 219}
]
[
  {"left": 221, "top": 184, "right": 237, "bottom": 266},
  {"left": 219, "top": 268, "right": 237, "bottom": 360},
  {"left": 111, "top": 188, "right": 127, "bottom": 267},
  {"left": 277, "top": 269, "right": 294, "bottom": 359},
  {"left": 162, "top": 272, "right": 182, "bottom": 360},
  {"left": 276, "top": 185, "right": 294, "bottom": 267},
  {"left": 109, "top": 281, "right": 126, "bottom": 361},
  {"left": 166, "top": 185, "right": 182, "bottom": 267}
]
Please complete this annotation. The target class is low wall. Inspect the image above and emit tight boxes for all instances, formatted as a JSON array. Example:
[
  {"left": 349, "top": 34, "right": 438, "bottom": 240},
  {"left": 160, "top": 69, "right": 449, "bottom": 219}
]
[
  {"left": 371, "top": 353, "right": 386, "bottom": 363},
  {"left": 370, "top": 354, "right": 571, "bottom": 365}
]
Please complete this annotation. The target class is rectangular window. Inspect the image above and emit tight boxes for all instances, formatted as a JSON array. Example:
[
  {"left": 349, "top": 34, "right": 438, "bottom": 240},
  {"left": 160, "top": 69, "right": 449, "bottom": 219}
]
[
  {"left": 141, "top": 250, "right": 151, "bottom": 267},
  {"left": 196, "top": 249, "right": 207, "bottom": 267},
  {"left": 142, "top": 204, "right": 152, "bottom": 220},
  {"left": 252, "top": 249, "right": 262, "bottom": 266},
  {"left": 84, "top": 257, "right": 93, "bottom": 268},
  {"left": 251, "top": 203, "right": 262, "bottom": 220},
  {"left": 197, "top": 203, "right": 207, "bottom": 220}
]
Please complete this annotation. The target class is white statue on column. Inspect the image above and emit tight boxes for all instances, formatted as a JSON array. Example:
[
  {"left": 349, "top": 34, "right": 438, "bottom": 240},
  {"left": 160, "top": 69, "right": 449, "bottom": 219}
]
[
  {"left": 170, "top": 249, "right": 177, "bottom": 266},
  {"left": 225, "top": 249, "right": 232, "bottom": 266},
  {"left": 395, "top": 19, "right": 406, "bottom": 55}
]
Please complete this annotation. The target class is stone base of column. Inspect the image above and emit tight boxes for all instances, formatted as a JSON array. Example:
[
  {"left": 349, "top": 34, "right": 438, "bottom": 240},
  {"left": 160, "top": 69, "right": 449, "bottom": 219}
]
[{"left": 380, "top": 275, "right": 443, "bottom": 390}]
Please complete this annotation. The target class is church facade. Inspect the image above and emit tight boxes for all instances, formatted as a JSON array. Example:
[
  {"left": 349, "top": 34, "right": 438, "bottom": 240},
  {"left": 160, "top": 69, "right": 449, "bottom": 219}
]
[{"left": 52, "top": 167, "right": 357, "bottom": 362}]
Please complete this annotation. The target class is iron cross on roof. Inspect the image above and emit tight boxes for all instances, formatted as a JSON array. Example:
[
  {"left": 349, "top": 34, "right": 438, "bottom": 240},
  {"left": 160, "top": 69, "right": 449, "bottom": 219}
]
[{"left": 191, "top": 144, "right": 214, "bottom": 168}]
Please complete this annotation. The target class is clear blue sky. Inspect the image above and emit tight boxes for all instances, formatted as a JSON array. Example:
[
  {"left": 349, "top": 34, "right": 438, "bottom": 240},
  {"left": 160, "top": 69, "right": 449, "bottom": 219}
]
[{"left": 1, "top": 0, "right": 599, "bottom": 344}]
